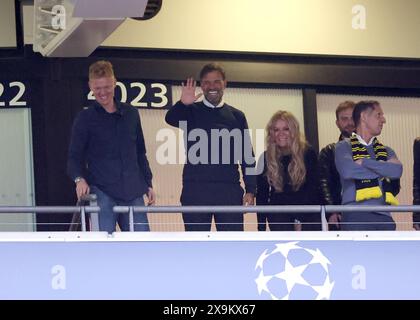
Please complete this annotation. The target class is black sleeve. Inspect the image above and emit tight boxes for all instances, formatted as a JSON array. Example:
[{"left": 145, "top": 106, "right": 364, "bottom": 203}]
[
  {"left": 256, "top": 153, "right": 269, "bottom": 205},
  {"left": 67, "top": 111, "right": 89, "bottom": 182},
  {"left": 238, "top": 111, "right": 256, "bottom": 194},
  {"left": 413, "top": 139, "right": 420, "bottom": 224},
  {"left": 303, "top": 146, "right": 321, "bottom": 205},
  {"left": 256, "top": 153, "right": 269, "bottom": 231},
  {"left": 318, "top": 145, "right": 335, "bottom": 205},
  {"left": 137, "top": 114, "right": 153, "bottom": 188},
  {"left": 165, "top": 100, "right": 190, "bottom": 128}
]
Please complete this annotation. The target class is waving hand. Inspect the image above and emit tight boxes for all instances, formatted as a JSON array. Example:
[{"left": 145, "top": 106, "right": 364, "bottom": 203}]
[{"left": 181, "top": 77, "right": 203, "bottom": 105}]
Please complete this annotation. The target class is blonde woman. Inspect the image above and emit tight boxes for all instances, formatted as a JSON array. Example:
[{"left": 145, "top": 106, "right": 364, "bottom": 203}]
[{"left": 256, "top": 111, "right": 321, "bottom": 231}]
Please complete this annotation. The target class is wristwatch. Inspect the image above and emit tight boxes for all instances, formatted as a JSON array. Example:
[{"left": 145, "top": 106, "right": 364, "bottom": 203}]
[{"left": 74, "top": 177, "right": 83, "bottom": 184}]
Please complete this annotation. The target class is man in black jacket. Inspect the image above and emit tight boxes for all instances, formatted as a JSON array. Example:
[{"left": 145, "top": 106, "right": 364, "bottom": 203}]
[
  {"left": 165, "top": 63, "right": 256, "bottom": 231},
  {"left": 319, "top": 101, "right": 356, "bottom": 230},
  {"left": 413, "top": 138, "right": 420, "bottom": 229},
  {"left": 67, "top": 60, "right": 155, "bottom": 233}
]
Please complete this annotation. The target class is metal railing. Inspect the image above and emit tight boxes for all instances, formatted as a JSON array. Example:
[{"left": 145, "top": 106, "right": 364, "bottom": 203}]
[
  {"left": 0, "top": 194, "right": 100, "bottom": 232},
  {"left": 73, "top": 194, "right": 99, "bottom": 231},
  {"left": 1, "top": 203, "right": 420, "bottom": 232},
  {"left": 114, "top": 205, "right": 420, "bottom": 232},
  {"left": 114, "top": 205, "right": 322, "bottom": 231}
]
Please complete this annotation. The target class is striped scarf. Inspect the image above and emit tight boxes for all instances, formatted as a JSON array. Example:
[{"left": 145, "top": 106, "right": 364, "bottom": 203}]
[{"left": 350, "top": 135, "right": 398, "bottom": 205}]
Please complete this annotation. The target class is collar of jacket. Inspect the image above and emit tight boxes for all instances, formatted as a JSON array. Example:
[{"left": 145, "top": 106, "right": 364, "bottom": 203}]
[{"left": 93, "top": 99, "right": 124, "bottom": 115}]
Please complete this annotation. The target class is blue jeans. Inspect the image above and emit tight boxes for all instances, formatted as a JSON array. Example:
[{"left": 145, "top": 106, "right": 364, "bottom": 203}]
[{"left": 91, "top": 186, "right": 150, "bottom": 233}]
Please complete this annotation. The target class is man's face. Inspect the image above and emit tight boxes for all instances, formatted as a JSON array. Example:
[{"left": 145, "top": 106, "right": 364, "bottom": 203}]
[
  {"left": 363, "top": 104, "right": 386, "bottom": 137},
  {"left": 336, "top": 108, "right": 355, "bottom": 137},
  {"left": 200, "top": 71, "right": 226, "bottom": 106},
  {"left": 89, "top": 76, "right": 116, "bottom": 108}
]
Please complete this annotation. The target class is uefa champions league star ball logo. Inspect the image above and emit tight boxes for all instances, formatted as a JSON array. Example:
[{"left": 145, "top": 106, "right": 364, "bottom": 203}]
[{"left": 255, "top": 241, "right": 335, "bottom": 300}]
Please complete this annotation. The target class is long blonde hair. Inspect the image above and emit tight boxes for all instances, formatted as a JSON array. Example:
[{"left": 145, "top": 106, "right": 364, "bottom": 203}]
[{"left": 265, "top": 111, "right": 308, "bottom": 192}]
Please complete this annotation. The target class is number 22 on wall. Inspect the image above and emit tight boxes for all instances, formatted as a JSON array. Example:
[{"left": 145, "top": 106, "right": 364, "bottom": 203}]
[{"left": 0, "top": 82, "right": 27, "bottom": 107}]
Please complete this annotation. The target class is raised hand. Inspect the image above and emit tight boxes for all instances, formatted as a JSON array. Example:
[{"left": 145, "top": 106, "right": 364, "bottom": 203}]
[{"left": 181, "top": 77, "right": 203, "bottom": 105}]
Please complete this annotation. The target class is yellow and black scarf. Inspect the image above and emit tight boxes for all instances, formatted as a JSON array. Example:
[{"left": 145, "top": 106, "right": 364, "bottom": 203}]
[{"left": 350, "top": 135, "right": 398, "bottom": 205}]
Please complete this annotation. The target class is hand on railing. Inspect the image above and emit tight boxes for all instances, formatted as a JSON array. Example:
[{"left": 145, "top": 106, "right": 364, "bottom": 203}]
[
  {"left": 75, "top": 178, "right": 89, "bottom": 201},
  {"left": 80, "top": 193, "right": 97, "bottom": 203},
  {"left": 77, "top": 193, "right": 97, "bottom": 206},
  {"left": 146, "top": 187, "right": 156, "bottom": 206}
]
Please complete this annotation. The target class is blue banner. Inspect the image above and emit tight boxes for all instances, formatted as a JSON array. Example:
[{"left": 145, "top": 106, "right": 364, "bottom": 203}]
[{"left": 0, "top": 234, "right": 419, "bottom": 299}]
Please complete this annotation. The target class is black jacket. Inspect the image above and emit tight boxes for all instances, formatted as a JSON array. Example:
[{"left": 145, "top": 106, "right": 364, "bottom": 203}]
[
  {"left": 67, "top": 101, "right": 153, "bottom": 201},
  {"left": 318, "top": 136, "right": 344, "bottom": 220},
  {"left": 165, "top": 100, "right": 256, "bottom": 194},
  {"left": 413, "top": 138, "right": 420, "bottom": 224}
]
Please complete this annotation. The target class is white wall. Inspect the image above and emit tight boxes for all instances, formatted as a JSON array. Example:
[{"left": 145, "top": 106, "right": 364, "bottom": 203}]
[
  {"left": 0, "top": 0, "right": 16, "bottom": 47},
  {"left": 18, "top": 0, "right": 420, "bottom": 58},
  {"left": 0, "top": 109, "right": 35, "bottom": 231},
  {"left": 103, "top": 0, "right": 420, "bottom": 59}
]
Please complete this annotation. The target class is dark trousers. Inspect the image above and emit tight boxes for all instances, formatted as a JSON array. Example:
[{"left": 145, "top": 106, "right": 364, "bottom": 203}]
[
  {"left": 257, "top": 212, "right": 322, "bottom": 231},
  {"left": 181, "top": 182, "right": 244, "bottom": 231},
  {"left": 341, "top": 212, "right": 396, "bottom": 231}
]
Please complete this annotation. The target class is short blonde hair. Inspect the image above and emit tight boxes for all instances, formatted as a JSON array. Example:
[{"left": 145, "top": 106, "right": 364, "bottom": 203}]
[{"left": 89, "top": 60, "right": 115, "bottom": 80}]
